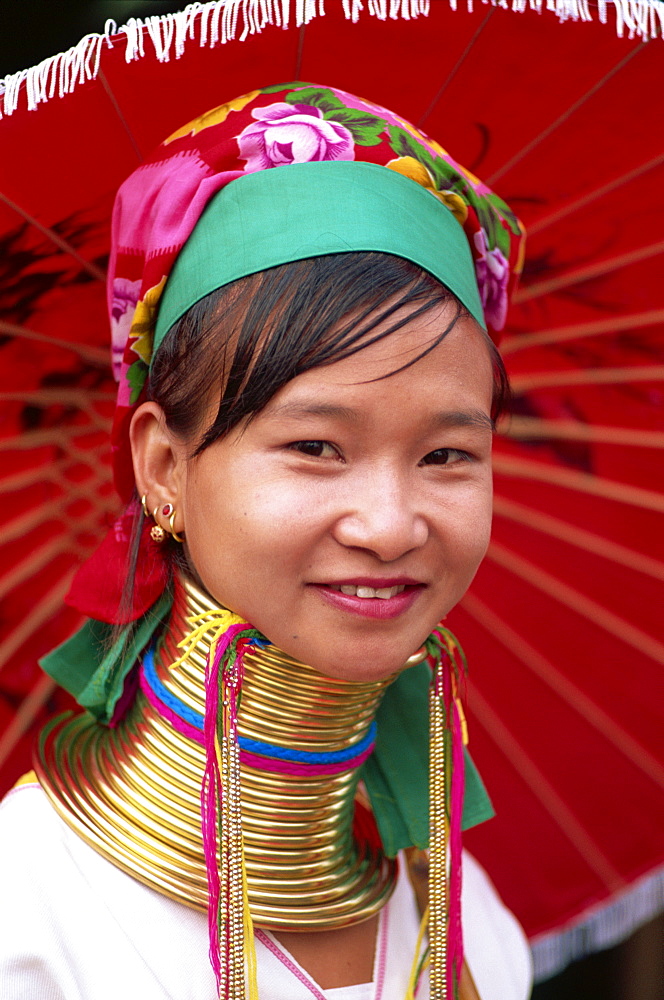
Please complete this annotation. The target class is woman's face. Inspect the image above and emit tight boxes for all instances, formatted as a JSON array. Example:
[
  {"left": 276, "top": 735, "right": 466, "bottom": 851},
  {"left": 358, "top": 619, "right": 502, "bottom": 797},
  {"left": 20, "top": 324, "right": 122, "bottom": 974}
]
[{"left": 177, "top": 300, "right": 494, "bottom": 681}]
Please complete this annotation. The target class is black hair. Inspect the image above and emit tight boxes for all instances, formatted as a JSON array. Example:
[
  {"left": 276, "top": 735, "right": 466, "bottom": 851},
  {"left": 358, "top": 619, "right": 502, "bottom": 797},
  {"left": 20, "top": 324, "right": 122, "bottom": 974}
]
[
  {"left": 115, "top": 251, "right": 508, "bottom": 644},
  {"left": 148, "top": 251, "right": 509, "bottom": 451}
]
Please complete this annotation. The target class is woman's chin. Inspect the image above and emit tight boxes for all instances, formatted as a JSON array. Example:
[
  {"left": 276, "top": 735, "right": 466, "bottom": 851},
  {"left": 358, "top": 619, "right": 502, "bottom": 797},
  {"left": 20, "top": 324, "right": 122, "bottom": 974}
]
[{"left": 277, "top": 637, "right": 427, "bottom": 684}]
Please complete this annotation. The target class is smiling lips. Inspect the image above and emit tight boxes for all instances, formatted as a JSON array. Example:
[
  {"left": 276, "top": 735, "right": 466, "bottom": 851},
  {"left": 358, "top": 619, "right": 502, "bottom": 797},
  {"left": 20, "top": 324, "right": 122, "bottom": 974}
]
[
  {"left": 312, "top": 579, "right": 424, "bottom": 620},
  {"left": 331, "top": 583, "right": 406, "bottom": 599}
]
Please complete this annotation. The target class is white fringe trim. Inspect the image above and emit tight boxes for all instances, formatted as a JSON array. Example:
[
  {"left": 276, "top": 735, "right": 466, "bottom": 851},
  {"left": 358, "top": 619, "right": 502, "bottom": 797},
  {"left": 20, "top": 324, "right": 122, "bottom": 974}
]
[
  {"left": 531, "top": 865, "right": 664, "bottom": 982},
  {"left": 0, "top": 0, "right": 661, "bottom": 118}
]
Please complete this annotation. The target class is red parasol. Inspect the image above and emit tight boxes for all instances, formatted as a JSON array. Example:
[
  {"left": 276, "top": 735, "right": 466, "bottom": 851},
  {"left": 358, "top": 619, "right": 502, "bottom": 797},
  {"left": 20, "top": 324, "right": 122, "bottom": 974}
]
[{"left": 0, "top": 0, "right": 662, "bottom": 981}]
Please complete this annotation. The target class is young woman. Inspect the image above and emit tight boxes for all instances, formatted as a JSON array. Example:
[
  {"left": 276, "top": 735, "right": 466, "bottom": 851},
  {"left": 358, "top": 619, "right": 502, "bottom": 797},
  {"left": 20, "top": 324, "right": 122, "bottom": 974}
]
[{"left": 0, "top": 83, "right": 532, "bottom": 1000}]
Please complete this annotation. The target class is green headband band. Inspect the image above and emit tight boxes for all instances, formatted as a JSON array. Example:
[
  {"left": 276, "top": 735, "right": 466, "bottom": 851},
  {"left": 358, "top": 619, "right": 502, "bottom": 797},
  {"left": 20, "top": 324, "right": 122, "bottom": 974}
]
[{"left": 153, "top": 160, "right": 485, "bottom": 356}]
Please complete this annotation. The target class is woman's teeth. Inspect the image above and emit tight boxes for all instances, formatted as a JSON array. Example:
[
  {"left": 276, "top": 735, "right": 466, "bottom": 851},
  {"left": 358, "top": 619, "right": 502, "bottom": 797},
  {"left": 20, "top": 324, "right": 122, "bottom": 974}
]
[{"left": 331, "top": 584, "right": 406, "bottom": 600}]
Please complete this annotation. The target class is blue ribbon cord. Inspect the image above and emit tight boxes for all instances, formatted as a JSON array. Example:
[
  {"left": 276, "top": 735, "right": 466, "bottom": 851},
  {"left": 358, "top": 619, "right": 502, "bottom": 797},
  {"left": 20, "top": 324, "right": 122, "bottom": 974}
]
[{"left": 141, "top": 647, "right": 376, "bottom": 764}]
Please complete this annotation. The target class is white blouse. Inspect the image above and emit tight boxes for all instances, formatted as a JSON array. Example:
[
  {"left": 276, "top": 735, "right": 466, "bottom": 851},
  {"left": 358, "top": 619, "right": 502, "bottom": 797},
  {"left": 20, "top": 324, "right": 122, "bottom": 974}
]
[{"left": 0, "top": 780, "right": 532, "bottom": 999}]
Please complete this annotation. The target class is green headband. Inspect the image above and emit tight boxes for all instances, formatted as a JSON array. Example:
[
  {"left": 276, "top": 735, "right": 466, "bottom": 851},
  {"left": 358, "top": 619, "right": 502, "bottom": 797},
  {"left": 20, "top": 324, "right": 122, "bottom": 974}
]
[{"left": 153, "top": 160, "right": 485, "bottom": 357}]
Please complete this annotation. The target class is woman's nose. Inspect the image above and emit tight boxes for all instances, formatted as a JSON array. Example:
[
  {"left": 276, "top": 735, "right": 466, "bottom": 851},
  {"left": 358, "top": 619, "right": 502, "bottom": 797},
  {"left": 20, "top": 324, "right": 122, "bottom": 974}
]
[{"left": 331, "top": 471, "right": 429, "bottom": 561}]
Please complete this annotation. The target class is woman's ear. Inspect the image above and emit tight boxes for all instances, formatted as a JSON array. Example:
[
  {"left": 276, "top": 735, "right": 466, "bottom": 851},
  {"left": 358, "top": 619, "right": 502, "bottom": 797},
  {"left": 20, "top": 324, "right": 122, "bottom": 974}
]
[{"left": 130, "top": 402, "right": 187, "bottom": 519}]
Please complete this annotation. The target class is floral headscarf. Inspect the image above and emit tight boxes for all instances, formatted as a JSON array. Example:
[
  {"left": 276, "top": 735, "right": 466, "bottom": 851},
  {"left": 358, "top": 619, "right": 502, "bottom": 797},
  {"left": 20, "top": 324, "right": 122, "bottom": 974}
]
[
  {"left": 65, "top": 81, "right": 524, "bottom": 629},
  {"left": 110, "top": 81, "right": 524, "bottom": 501}
]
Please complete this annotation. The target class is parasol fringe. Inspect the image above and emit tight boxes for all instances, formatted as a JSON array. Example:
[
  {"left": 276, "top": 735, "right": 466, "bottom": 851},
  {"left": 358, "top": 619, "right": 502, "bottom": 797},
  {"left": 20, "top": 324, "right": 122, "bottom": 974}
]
[
  {"left": 0, "top": 0, "right": 661, "bottom": 119},
  {"left": 530, "top": 866, "right": 664, "bottom": 981}
]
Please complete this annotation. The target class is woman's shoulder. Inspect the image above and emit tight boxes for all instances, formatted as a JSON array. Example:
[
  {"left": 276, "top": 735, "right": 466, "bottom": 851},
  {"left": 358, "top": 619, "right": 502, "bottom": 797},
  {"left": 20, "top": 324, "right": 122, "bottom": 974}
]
[{"left": 0, "top": 778, "right": 214, "bottom": 1000}]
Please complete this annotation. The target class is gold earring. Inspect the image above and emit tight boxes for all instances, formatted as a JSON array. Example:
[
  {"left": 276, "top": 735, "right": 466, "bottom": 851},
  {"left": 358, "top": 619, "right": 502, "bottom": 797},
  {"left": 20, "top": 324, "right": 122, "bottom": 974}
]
[
  {"left": 141, "top": 493, "right": 150, "bottom": 518},
  {"left": 168, "top": 509, "right": 184, "bottom": 543},
  {"left": 150, "top": 506, "right": 165, "bottom": 543}
]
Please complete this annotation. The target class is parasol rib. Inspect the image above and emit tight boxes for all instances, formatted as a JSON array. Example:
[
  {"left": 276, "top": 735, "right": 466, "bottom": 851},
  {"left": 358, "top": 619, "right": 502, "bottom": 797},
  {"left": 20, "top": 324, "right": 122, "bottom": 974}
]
[
  {"left": 0, "top": 675, "right": 57, "bottom": 772},
  {"left": 501, "top": 417, "right": 664, "bottom": 449},
  {"left": 492, "top": 496, "right": 664, "bottom": 583},
  {"left": 0, "top": 537, "right": 87, "bottom": 604},
  {"left": 466, "top": 681, "right": 626, "bottom": 894},
  {"left": 462, "top": 592, "right": 664, "bottom": 791},
  {"left": 486, "top": 540, "right": 664, "bottom": 666},
  {"left": 493, "top": 454, "right": 664, "bottom": 513},
  {"left": 487, "top": 45, "right": 642, "bottom": 184},
  {"left": 0, "top": 428, "right": 112, "bottom": 478},
  {"left": 417, "top": 10, "right": 494, "bottom": 127},
  {"left": 0, "top": 466, "right": 66, "bottom": 495},
  {"left": 97, "top": 69, "right": 143, "bottom": 164},
  {"left": 0, "top": 573, "right": 75, "bottom": 672},
  {"left": 0, "top": 389, "right": 115, "bottom": 411},
  {"left": 0, "top": 321, "right": 110, "bottom": 366},
  {"left": 513, "top": 241, "right": 664, "bottom": 303},
  {"left": 3, "top": 490, "right": 117, "bottom": 547},
  {"left": 527, "top": 153, "right": 664, "bottom": 236},
  {"left": 509, "top": 364, "right": 664, "bottom": 392},
  {"left": 500, "top": 309, "right": 664, "bottom": 355},
  {"left": 294, "top": 24, "right": 306, "bottom": 80},
  {"left": 0, "top": 192, "right": 106, "bottom": 282}
]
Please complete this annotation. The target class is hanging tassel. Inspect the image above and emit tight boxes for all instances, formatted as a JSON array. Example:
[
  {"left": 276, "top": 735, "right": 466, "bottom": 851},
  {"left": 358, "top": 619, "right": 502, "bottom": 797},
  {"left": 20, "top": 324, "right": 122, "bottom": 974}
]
[
  {"left": 175, "top": 608, "right": 266, "bottom": 1000},
  {"left": 426, "top": 627, "right": 467, "bottom": 1000}
]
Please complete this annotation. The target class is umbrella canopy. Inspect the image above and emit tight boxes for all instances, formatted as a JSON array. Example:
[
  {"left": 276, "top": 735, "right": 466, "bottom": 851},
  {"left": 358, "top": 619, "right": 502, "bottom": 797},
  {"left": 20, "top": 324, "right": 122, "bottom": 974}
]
[{"left": 0, "top": 0, "right": 662, "bottom": 981}]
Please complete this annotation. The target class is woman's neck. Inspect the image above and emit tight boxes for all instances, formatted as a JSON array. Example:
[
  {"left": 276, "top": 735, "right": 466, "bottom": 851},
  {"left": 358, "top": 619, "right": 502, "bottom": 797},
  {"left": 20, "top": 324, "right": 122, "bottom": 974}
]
[{"left": 37, "top": 575, "right": 424, "bottom": 928}]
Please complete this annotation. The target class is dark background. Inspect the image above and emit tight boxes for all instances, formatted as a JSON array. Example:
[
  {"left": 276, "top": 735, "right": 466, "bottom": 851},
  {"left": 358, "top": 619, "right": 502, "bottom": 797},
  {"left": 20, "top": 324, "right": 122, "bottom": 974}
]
[{"left": 0, "top": 2, "right": 661, "bottom": 997}]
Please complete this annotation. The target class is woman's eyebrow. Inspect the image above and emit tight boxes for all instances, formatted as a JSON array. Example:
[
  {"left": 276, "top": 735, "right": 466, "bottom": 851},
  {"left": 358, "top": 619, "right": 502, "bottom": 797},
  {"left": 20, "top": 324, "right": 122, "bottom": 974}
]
[
  {"left": 431, "top": 410, "right": 494, "bottom": 431},
  {"left": 266, "top": 401, "right": 493, "bottom": 430},
  {"left": 265, "top": 401, "right": 360, "bottom": 422}
]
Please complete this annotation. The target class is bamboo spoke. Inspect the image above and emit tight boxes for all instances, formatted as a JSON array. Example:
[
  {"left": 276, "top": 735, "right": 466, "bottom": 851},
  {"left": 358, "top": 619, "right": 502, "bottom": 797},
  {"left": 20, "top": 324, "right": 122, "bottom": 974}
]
[
  {"left": 0, "top": 573, "right": 75, "bottom": 671},
  {"left": 2, "top": 489, "right": 116, "bottom": 545},
  {"left": 466, "top": 681, "right": 626, "bottom": 892},
  {"left": 462, "top": 591, "right": 664, "bottom": 790},
  {"left": 97, "top": 68, "right": 143, "bottom": 163},
  {"left": 0, "top": 464, "right": 70, "bottom": 494},
  {"left": 510, "top": 365, "right": 664, "bottom": 392},
  {"left": 487, "top": 46, "right": 641, "bottom": 184},
  {"left": 492, "top": 496, "right": 664, "bottom": 582},
  {"left": 417, "top": 10, "right": 494, "bottom": 126},
  {"left": 0, "top": 191, "right": 106, "bottom": 282},
  {"left": 0, "top": 389, "right": 115, "bottom": 406},
  {"left": 0, "top": 320, "right": 109, "bottom": 366},
  {"left": 0, "top": 674, "right": 58, "bottom": 772},
  {"left": 486, "top": 540, "right": 664, "bottom": 665},
  {"left": 527, "top": 153, "right": 664, "bottom": 236},
  {"left": 500, "top": 416, "right": 664, "bottom": 448},
  {"left": 0, "top": 429, "right": 112, "bottom": 481},
  {"left": 513, "top": 241, "right": 664, "bottom": 304},
  {"left": 500, "top": 309, "right": 664, "bottom": 356},
  {"left": 0, "top": 536, "right": 89, "bottom": 602},
  {"left": 493, "top": 454, "right": 664, "bottom": 513}
]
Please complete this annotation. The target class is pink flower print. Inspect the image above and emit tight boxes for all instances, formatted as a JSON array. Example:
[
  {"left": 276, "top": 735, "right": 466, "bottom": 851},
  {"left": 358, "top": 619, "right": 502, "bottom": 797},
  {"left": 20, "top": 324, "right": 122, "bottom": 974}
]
[
  {"left": 238, "top": 102, "right": 355, "bottom": 171},
  {"left": 110, "top": 277, "right": 142, "bottom": 381},
  {"left": 473, "top": 230, "right": 510, "bottom": 332}
]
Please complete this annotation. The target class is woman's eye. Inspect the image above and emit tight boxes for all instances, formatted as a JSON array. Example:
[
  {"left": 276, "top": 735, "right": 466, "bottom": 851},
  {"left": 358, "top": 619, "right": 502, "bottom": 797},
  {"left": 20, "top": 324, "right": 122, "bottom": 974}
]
[
  {"left": 289, "top": 440, "right": 338, "bottom": 458},
  {"left": 421, "top": 448, "right": 471, "bottom": 466}
]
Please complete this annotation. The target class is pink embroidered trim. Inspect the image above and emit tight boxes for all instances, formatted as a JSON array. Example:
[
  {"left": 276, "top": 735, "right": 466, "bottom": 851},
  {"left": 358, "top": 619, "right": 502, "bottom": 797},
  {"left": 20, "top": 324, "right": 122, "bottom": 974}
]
[
  {"left": 255, "top": 929, "right": 328, "bottom": 1000},
  {"left": 255, "top": 896, "right": 389, "bottom": 1000},
  {"left": 374, "top": 892, "right": 388, "bottom": 1000},
  {"left": 240, "top": 744, "right": 374, "bottom": 777}
]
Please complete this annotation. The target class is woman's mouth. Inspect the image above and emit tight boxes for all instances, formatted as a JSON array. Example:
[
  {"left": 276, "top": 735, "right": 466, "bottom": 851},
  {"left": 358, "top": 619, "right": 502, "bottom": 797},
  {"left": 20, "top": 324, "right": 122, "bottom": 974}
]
[
  {"left": 312, "top": 580, "right": 423, "bottom": 619},
  {"left": 330, "top": 583, "right": 406, "bottom": 599}
]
